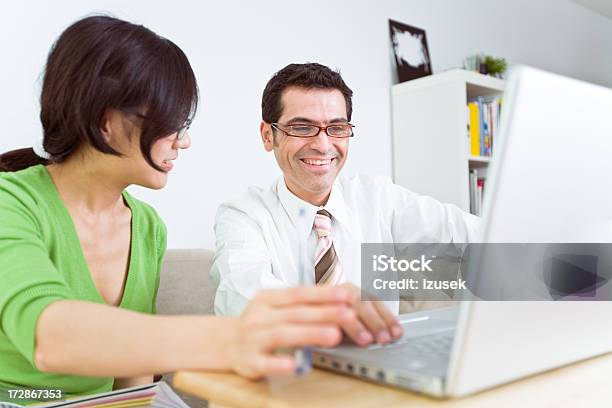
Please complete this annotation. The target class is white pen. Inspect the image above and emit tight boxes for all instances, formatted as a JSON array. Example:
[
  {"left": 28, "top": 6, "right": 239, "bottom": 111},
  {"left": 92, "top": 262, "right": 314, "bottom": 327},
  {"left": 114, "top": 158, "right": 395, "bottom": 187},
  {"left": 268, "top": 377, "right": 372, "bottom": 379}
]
[{"left": 294, "top": 207, "right": 312, "bottom": 376}]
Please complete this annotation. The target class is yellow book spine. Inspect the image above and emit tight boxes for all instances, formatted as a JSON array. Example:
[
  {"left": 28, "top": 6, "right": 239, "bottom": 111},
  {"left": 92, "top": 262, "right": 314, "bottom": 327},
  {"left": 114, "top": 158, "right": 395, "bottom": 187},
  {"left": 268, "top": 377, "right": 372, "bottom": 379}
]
[{"left": 469, "top": 102, "right": 480, "bottom": 156}]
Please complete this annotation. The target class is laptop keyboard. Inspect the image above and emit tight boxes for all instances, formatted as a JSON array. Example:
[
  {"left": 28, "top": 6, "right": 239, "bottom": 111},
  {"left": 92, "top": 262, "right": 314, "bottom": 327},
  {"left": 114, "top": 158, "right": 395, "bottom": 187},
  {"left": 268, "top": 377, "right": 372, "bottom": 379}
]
[{"left": 367, "top": 329, "right": 454, "bottom": 358}]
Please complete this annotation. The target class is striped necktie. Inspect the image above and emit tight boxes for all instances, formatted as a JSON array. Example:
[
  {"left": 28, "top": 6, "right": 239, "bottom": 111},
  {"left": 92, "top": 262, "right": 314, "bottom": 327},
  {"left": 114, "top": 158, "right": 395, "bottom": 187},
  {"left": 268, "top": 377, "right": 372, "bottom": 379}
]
[{"left": 313, "top": 209, "right": 343, "bottom": 285}]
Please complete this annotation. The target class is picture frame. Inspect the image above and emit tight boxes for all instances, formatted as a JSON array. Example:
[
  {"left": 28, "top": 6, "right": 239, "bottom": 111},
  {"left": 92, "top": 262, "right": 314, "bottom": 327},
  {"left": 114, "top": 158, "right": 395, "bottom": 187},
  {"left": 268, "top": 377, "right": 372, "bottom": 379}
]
[{"left": 389, "top": 19, "right": 432, "bottom": 83}]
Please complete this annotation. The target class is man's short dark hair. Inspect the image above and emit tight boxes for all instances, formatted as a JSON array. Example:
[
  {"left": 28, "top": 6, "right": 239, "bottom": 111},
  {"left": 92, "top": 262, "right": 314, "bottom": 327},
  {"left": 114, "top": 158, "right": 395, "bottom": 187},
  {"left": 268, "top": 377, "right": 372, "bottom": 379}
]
[{"left": 261, "top": 63, "right": 353, "bottom": 123}]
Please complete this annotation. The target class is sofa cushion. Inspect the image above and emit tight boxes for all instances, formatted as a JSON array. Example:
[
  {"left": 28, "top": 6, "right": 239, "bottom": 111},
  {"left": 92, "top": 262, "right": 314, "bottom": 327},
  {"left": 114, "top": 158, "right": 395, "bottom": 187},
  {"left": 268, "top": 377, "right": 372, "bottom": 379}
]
[{"left": 157, "top": 249, "right": 216, "bottom": 315}]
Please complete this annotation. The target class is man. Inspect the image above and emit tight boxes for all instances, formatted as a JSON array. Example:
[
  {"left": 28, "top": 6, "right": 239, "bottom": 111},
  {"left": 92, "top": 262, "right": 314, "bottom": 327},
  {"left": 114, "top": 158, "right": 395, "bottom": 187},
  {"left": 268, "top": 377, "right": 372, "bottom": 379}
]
[{"left": 210, "top": 63, "right": 479, "bottom": 346}]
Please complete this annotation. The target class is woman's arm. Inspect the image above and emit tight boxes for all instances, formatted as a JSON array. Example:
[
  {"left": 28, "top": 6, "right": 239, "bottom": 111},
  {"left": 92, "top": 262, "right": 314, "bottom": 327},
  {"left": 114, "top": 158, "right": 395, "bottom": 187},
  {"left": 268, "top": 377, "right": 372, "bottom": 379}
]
[
  {"left": 35, "top": 300, "right": 234, "bottom": 376},
  {"left": 113, "top": 376, "right": 154, "bottom": 390},
  {"left": 35, "top": 286, "right": 356, "bottom": 379}
]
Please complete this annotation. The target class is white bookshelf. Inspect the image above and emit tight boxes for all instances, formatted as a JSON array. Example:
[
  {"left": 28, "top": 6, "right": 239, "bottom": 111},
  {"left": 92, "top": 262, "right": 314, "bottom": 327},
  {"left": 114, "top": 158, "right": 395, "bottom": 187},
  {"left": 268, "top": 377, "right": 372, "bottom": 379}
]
[{"left": 391, "top": 69, "right": 504, "bottom": 212}]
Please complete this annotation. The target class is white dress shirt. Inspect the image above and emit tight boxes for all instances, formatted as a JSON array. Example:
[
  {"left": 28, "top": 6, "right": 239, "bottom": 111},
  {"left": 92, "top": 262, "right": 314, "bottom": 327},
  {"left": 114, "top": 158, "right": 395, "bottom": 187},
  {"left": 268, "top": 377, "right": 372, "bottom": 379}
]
[{"left": 210, "top": 174, "right": 480, "bottom": 316}]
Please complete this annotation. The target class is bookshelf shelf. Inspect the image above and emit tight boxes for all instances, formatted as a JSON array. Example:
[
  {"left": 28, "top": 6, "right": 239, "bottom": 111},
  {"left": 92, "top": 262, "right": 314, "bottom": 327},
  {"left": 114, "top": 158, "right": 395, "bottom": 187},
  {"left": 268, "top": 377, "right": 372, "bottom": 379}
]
[
  {"left": 469, "top": 155, "right": 491, "bottom": 163},
  {"left": 391, "top": 69, "right": 504, "bottom": 213}
]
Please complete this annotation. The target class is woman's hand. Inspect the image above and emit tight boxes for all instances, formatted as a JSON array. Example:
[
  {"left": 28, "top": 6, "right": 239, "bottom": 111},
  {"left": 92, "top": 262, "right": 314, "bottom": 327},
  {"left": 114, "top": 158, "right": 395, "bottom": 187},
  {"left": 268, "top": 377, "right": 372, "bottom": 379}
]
[
  {"left": 335, "top": 283, "right": 403, "bottom": 346},
  {"left": 225, "top": 286, "right": 356, "bottom": 379}
]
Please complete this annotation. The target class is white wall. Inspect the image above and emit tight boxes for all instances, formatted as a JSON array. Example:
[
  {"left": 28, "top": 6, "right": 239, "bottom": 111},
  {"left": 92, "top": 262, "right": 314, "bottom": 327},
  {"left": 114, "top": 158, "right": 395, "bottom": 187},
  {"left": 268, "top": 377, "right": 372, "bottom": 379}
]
[{"left": 2, "top": 0, "right": 612, "bottom": 248}]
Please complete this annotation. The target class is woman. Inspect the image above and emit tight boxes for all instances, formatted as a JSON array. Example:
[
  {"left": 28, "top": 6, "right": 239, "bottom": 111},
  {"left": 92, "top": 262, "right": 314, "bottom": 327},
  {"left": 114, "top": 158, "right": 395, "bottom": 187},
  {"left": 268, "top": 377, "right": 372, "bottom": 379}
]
[{"left": 0, "top": 15, "right": 358, "bottom": 403}]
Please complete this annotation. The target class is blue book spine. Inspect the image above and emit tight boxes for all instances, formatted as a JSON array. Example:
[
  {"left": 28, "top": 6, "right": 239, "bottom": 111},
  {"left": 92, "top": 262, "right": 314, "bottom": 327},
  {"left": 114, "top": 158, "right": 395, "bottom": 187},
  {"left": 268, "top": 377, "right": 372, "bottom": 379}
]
[{"left": 477, "top": 97, "right": 485, "bottom": 156}]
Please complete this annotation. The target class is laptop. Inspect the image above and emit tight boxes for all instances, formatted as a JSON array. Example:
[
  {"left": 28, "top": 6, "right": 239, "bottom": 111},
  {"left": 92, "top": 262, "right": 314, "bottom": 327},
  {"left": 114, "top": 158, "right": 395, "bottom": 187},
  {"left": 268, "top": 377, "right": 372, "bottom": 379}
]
[{"left": 312, "top": 66, "right": 612, "bottom": 397}]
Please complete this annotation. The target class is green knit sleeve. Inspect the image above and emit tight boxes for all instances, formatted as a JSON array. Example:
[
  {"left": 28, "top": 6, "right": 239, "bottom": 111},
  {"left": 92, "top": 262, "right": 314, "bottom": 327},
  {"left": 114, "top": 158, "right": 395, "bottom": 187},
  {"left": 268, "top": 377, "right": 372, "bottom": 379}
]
[
  {"left": 0, "top": 185, "right": 71, "bottom": 366},
  {"left": 151, "top": 218, "right": 167, "bottom": 314}
]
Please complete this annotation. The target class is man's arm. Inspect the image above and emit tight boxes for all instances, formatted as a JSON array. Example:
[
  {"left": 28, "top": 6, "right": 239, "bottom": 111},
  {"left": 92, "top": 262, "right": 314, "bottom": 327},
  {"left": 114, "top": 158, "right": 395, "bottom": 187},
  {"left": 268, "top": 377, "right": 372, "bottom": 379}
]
[
  {"left": 385, "top": 178, "right": 479, "bottom": 312},
  {"left": 210, "top": 203, "right": 288, "bottom": 316},
  {"left": 386, "top": 178, "right": 480, "bottom": 243},
  {"left": 210, "top": 201, "right": 403, "bottom": 346}
]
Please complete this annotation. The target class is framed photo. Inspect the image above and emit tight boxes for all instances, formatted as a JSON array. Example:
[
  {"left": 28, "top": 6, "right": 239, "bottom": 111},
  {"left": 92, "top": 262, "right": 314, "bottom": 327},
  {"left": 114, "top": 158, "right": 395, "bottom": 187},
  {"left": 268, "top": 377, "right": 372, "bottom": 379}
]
[{"left": 389, "top": 19, "right": 432, "bottom": 83}]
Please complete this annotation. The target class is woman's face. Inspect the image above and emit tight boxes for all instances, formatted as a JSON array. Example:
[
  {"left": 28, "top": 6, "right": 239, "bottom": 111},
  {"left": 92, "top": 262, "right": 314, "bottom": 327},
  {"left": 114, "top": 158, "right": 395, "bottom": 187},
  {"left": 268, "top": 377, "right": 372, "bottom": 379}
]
[
  {"left": 107, "top": 111, "right": 192, "bottom": 190},
  {"left": 144, "top": 131, "right": 192, "bottom": 189}
]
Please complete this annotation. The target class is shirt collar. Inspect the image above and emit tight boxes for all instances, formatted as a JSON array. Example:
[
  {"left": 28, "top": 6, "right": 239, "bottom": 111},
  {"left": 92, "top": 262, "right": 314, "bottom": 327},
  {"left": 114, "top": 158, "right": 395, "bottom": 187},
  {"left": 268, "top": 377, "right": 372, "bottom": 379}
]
[
  {"left": 323, "top": 178, "right": 352, "bottom": 233},
  {"left": 276, "top": 177, "right": 352, "bottom": 240}
]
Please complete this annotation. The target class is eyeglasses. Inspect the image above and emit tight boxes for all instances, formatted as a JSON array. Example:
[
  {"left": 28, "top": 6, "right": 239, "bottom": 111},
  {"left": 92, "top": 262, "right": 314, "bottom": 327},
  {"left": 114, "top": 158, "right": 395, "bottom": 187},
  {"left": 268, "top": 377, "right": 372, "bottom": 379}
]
[
  {"left": 176, "top": 119, "right": 192, "bottom": 141},
  {"left": 271, "top": 122, "right": 355, "bottom": 138},
  {"left": 123, "top": 111, "right": 192, "bottom": 141}
]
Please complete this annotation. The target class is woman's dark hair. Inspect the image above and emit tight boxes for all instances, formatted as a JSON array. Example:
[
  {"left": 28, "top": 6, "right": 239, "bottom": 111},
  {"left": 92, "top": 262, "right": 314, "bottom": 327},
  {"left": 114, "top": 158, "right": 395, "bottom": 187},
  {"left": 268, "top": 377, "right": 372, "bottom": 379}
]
[
  {"left": 0, "top": 15, "right": 198, "bottom": 172},
  {"left": 261, "top": 63, "right": 353, "bottom": 124}
]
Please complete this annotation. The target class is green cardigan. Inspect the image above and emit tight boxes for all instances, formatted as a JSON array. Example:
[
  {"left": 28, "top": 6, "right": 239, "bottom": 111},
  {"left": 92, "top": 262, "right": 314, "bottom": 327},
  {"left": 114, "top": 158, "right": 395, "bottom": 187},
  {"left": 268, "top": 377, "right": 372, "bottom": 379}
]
[{"left": 0, "top": 165, "right": 166, "bottom": 404}]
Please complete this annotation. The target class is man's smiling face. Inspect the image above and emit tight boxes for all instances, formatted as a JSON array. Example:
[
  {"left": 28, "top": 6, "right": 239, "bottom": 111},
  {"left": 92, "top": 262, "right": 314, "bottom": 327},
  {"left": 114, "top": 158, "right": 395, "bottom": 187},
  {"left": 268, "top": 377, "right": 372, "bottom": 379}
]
[{"left": 261, "top": 87, "right": 350, "bottom": 206}]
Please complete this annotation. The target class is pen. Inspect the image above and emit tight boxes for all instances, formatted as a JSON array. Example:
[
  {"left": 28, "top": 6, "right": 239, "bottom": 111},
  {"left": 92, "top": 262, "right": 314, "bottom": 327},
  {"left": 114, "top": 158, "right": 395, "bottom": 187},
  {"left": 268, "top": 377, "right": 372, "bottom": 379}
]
[{"left": 294, "top": 208, "right": 312, "bottom": 376}]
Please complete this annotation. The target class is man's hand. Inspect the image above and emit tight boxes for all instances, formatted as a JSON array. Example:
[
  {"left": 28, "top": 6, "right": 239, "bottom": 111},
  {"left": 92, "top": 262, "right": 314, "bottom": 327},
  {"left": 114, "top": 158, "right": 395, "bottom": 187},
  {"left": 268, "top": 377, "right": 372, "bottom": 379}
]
[{"left": 336, "top": 283, "right": 403, "bottom": 346}]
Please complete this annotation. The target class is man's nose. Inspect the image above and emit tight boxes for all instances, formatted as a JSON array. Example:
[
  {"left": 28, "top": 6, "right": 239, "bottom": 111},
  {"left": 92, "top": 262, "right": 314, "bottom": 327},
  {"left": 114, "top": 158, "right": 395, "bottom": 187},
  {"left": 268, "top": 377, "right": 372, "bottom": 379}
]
[{"left": 307, "top": 128, "right": 332, "bottom": 152}]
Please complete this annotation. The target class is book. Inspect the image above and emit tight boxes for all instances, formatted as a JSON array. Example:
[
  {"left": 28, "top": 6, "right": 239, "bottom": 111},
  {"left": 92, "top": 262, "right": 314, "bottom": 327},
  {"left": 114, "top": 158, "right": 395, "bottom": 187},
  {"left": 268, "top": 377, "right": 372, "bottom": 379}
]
[
  {"left": 468, "top": 102, "right": 480, "bottom": 156},
  {"left": 2, "top": 382, "right": 188, "bottom": 408},
  {"left": 476, "top": 178, "right": 485, "bottom": 216},
  {"left": 477, "top": 97, "right": 489, "bottom": 157},
  {"left": 469, "top": 169, "right": 477, "bottom": 215},
  {"left": 469, "top": 169, "right": 486, "bottom": 216},
  {"left": 467, "top": 96, "right": 502, "bottom": 158}
]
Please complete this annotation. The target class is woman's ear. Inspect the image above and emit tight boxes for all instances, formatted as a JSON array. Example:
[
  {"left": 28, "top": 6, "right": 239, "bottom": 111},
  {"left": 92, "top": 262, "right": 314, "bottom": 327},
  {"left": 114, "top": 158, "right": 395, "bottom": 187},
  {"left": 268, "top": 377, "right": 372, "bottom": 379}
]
[
  {"left": 100, "top": 108, "right": 121, "bottom": 144},
  {"left": 100, "top": 109, "right": 136, "bottom": 151},
  {"left": 100, "top": 109, "right": 115, "bottom": 145}
]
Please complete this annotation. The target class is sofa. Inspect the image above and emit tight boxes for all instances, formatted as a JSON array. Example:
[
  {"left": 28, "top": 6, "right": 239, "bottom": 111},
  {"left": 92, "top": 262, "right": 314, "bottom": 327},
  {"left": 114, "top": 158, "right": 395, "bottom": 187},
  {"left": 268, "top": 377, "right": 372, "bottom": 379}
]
[
  {"left": 156, "top": 248, "right": 450, "bottom": 316},
  {"left": 156, "top": 249, "right": 216, "bottom": 408},
  {"left": 157, "top": 249, "right": 216, "bottom": 316}
]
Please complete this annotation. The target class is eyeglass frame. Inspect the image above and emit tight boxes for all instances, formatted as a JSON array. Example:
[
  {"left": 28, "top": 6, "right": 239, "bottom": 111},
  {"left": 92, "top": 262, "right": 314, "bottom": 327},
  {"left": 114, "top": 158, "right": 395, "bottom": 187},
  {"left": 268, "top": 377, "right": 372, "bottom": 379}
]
[
  {"left": 176, "top": 118, "right": 192, "bottom": 141},
  {"left": 270, "top": 122, "right": 355, "bottom": 138},
  {"left": 123, "top": 110, "right": 192, "bottom": 141}
]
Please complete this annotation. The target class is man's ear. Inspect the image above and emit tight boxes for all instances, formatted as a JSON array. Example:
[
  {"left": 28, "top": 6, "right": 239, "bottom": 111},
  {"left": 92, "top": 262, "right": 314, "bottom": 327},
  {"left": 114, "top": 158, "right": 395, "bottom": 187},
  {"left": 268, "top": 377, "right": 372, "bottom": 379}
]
[{"left": 260, "top": 121, "right": 274, "bottom": 152}]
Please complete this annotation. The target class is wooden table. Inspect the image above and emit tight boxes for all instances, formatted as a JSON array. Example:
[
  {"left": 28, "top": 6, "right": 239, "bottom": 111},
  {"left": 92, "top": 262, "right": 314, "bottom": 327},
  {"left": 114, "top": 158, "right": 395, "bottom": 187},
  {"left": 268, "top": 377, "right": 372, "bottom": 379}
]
[{"left": 174, "top": 352, "right": 612, "bottom": 407}]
